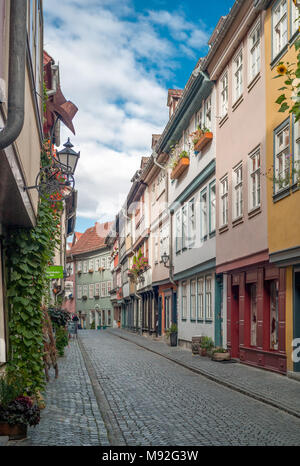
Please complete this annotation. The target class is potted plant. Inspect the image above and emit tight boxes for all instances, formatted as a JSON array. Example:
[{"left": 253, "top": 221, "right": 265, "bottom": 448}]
[
  {"left": 190, "top": 126, "right": 213, "bottom": 152},
  {"left": 211, "top": 347, "right": 231, "bottom": 361},
  {"left": 166, "top": 323, "right": 178, "bottom": 347},
  {"left": 199, "top": 336, "right": 214, "bottom": 356},
  {"left": 0, "top": 376, "right": 40, "bottom": 440},
  {"left": 170, "top": 151, "right": 190, "bottom": 180}
]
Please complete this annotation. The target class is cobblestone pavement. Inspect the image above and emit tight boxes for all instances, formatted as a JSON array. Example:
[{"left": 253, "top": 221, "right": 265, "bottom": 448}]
[
  {"left": 10, "top": 338, "right": 109, "bottom": 446},
  {"left": 79, "top": 330, "right": 300, "bottom": 446},
  {"left": 108, "top": 328, "right": 300, "bottom": 418}
]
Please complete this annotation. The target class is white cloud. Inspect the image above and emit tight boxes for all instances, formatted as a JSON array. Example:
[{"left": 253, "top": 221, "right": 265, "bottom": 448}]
[{"left": 44, "top": 0, "right": 209, "bottom": 226}]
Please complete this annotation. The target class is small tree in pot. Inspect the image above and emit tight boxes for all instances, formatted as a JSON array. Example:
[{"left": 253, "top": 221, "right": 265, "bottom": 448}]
[
  {"left": 166, "top": 323, "right": 178, "bottom": 347},
  {"left": 199, "top": 336, "right": 214, "bottom": 356}
]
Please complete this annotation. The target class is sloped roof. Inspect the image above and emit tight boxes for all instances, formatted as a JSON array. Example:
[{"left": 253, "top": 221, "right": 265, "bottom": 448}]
[{"left": 69, "top": 222, "right": 113, "bottom": 256}]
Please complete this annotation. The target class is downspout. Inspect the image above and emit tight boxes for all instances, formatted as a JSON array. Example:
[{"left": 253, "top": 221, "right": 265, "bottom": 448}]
[{"left": 0, "top": 0, "right": 27, "bottom": 150}]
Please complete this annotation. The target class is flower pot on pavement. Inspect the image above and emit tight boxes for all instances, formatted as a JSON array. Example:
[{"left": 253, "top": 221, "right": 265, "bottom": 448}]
[
  {"left": 0, "top": 422, "right": 27, "bottom": 440},
  {"left": 170, "top": 332, "right": 178, "bottom": 347}
]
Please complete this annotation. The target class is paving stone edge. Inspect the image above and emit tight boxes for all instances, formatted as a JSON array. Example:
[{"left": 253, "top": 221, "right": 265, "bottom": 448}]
[
  {"left": 77, "top": 336, "right": 127, "bottom": 446},
  {"left": 108, "top": 330, "right": 300, "bottom": 420}
]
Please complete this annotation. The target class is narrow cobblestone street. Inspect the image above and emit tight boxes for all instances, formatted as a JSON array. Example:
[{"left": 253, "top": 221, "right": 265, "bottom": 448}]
[{"left": 11, "top": 330, "right": 300, "bottom": 446}]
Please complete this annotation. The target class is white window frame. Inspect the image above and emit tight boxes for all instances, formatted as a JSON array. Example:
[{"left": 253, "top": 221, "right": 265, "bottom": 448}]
[
  {"left": 107, "top": 281, "right": 112, "bottom": 295},
  {"left": 274, "top": 121, "right": 290, "bottom": 193},
  {"left": 220, "top": 175, "right": 228, "bottom": 227},
  {"left": 89, "top": 259, "right": 94, "bottom": 272},
  {"left": 101, "top": 282, "right": 107, "bottom": 298},
  {"left": 82, "top": 285, "right": 88, "bottom": 297},
  {"left": 272, "top": 0, "right": 288, "bottom": 60},
  {"left": 293, "top": 117, "right": 300, "bottom": 185},
  {"left": 249, "top": 149, "right": 261, "bottom": 211},
  {"left": 205, "top": 276, "right": 213, "bottom": 321},
  {"left": 197, "top": 278, "right": 204, "bottom": 321},
  {"left": 89, "top": 284, "right": 94, "bottom": 299},
  {"left": 188, "top": 198, "right": 196, "bottom": 248},
  {"left": 77, "top": 261, "right": 82, "bottom": 272},
  {"left": 95, "top": 283, "right": 100, "bottom": 297},
  {"left": 291, "top": 0, "right": 300, "bottom": 38},
  {"left": 182, "top": 205, "right": 188, "bottom": 250},
  {"left": 220, "top": 70, "right": 228, "bottom": 118},
  {"left": 200, "top": 188, "right": 208, "bottom": 241},
  {"left": 77, "top": 285, "right": 82, "bottom": 299},
  {"left": 182, "top": 281, "right": 187, "bottom": 320},
  {"left": 175, "top": 210, "right": 182, "bottom": 253},
  {"left": 101, "top": 257, "right": 107, "bottom": 269},
  {"left": 248, "top": 20, "right": 261, "bottom": 83},
  {"left": 233, "top": 163, "right": 243, "bottom": 220},
  {"left": 83, "top": 261, "right": 88, "bottom": 273},
  {"left": 190, "top": 279, "right": 196, "bottom": 321},
  {"left": 233, "top": 48, "right": 243, "bottom": 103},
  {"left": 209, "top": 181, "right": 216, "bottom": 234}
]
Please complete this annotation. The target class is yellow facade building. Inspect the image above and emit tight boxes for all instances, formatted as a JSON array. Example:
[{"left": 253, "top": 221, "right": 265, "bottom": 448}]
[{"left": 265, "top": 0, "right": 300, "bottom": 376}]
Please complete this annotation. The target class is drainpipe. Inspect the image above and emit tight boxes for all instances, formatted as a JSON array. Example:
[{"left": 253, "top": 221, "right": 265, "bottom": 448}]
[{"left": 0, "top": 0, "right": 27, "bottom": 150}]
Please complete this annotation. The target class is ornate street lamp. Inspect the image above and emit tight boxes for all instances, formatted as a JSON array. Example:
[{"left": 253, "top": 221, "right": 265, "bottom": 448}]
[
  {"left": 55, "top": 138, "right": 80, "bottom": 175},
  {"left": 161, "top": 252, "right": 170, "bottom": 268}
]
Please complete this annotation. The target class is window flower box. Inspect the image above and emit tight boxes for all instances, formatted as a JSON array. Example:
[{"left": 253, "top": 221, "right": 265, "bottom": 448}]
[
  {"left": 88, "top": 269, "right": 93, "bottom": 273},
  {"left": 171, "top": 157, "right": 190, "bottom": 180},
  {"left": 98, "top": 267, "right": 104, "bottom": 272},
  {"left": 82, "top": 295, "right": 87, "bottom": 300},
  {"left": 194, "top": 131, "right": 213, "bottom": 152}
]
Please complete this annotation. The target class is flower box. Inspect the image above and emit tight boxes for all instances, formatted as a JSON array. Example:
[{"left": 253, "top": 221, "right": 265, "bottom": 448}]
[
  {"left": 88, "top": 269, "right": 93, "bottom": 273},
  {"left": 194, "top": 132, "right": 213, "bottom": 152},
  {"left": 82, "top": 295, "right": 87, "bottom": 300},
  {"left": 171, "top": 157, "right": 190, "bottom": 180},
  {"left": 0, "top": 422, "right": 27, "bottom": 440}
]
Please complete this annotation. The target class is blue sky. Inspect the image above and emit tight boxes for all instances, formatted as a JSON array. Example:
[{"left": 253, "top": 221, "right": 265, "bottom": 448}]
[{"left": 44, "top": 0, "right": 234, "bottom": 234}]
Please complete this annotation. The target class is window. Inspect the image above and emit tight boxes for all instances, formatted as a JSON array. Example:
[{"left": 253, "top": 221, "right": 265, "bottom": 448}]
[
  {"left": 83, "top": 285, "right": 88, "bottom": 297},
  {"left": 233, "top": 164, "right": 243, "bottom": 219},
  {"left": 95, "top": 258, "right": 100, "bottom": 270},
  {"left": 233, "top": 49, "right": 243, "bottom": 102},
  {"left": 249, "top": 150, "right": 261, "bottom": 210},
  {"left": 205, "top": 96, "right": 212, "bottom": 130},
  {"left": 182, "top": 282, "right": 187, "bottom": 319},
  {"left": 249, "top": 22, "right": 261, "bottom": 82},
  {"left": 188, "top": 198, "right": 196, "bottom": 248},
  {"left": 220, "top": 176, "right": 228, "bottom": 227},
  {"left": 89, "top": 284, "right": 94, "bottom": 299},
  {"left": 101, "top": 282, "right": 107, "bottom": 298},
  {"left": 250, "top": 284, "right": 257, "bottom": 346},
  {"left": 291, "top": 0, "right": 300, "bottom": 38},
  {"left": 200, "top": 189, "right": 208, "bottom": 240},
  {"left": 270, "top": 281, "right": 279, "bottom": 350},
  {"left": 77, "top": 285, "right": 82, "bottom": 299},
  {"left": 101, "top": 257, "right": 107, "bottom": 269},
  {"left": 107, "top": 281, "right": 112, "bottom": 295},
  {"left": 274, "top": 122, "right": 290, "bottom": 193},
  {"left": 190, "top": 280, "right": 196, "bottom": 321},
  {"left": 161, "top": 224, "right": 169, "bottom": 256},
  {"left": 182, "top": 205, "right": 188, "bottom": 249},
  {"left": 77, "top": 261, "right": 82, "bottom": 272},
  {"left": 83, "top": 261, "right": 88, "bottom": 273},
  {"left": 220, "top": 71, "right": 228, "bottom": 118},
  {"left": 272, "top": 0, "right": 288, "bottom": 59},
  {"left": 89, "top": 259, "right": 94, "bottom": 272},
  {"left": 197, "top": 278, "right": 204, "bottom": 320},
  {"left": 176, "top": 211, "right": 182, "bottom": 253},
  {"left": 209, "top": 182, "right": 216, "bottom": 234},
  {"left": 293, "top": 118, "right": 300, "bottom": 184},
  {"left": 165, "top": 296, "right": 171, "bottom": 330},
  {"left": 205, "top": 276, "right": 212, "bottom": 320},
  {"left": 95, "top": 283, "right": 100, "bottom": 297},
  {"left": 152, "top": 182, "right": 156, "bottom": 204}
]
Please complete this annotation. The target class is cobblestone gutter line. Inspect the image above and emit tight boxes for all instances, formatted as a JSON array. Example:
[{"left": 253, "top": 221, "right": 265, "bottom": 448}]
[
  {"left": 77, "top": 336, "right": 127, "bottom": 446},
  {"left": 108, "top": 330, "right": 300, "bottom": 420}
]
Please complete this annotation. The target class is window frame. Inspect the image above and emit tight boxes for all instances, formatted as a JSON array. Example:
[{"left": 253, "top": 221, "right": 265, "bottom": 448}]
[
  {"left": 190, "top": 279, "right": 196, "bottom": 321},
  {"left": 249, "top": 148, "right": 261, "bottom": 211},
  {"left": 209, "top": 180, "right": 216, "bottom": 235},
  {"left": 271, "top": 0, "right": 288, "bottom": 61},
  {"left": 197, "top": 277, "right": 204, "bottom": 321},
  {"left": 232, "top": 162, "right": 243, "bottom": 220},
  {"left": 220, "top": 70, "right": 229, "bottom": 119},
  {"left": 273, "top": 118, "right": 290, "bottom": 195},
  {"left": 205, "top": 275, "right": 213, "bottom": 321},
  {"left": 220, "top": 175, "right": 229, "bottom": 228},
  {"left": 232, "top": 47, "right": 243, "bottom": 103},
  {"left": 181, "top": 281, "right": 187, "bottom": 320},
  {"left": 248, "top": 19, "right": 261, "bottom": 84},
  {"left": 200, "top": 187, "right": 208, "bottom": 241}
]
